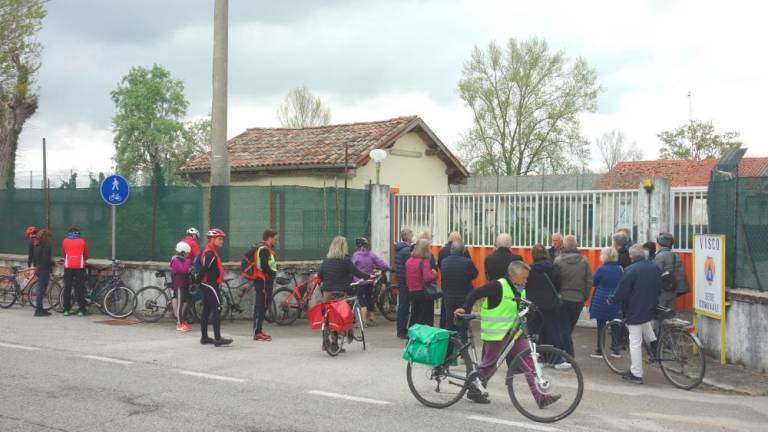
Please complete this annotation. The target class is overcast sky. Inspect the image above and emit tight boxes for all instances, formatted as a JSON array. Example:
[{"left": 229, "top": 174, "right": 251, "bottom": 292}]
[{"left": 14, "top": 0, "right": 768, "bottom": 176}]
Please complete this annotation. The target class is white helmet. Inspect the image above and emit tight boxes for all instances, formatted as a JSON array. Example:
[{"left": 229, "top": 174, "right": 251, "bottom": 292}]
[
  {"left": 175, "top": 241, "right": 192, "bottom": 254},
  {"left": 186, "top": 227, "right": 200, "bottom": 238}
]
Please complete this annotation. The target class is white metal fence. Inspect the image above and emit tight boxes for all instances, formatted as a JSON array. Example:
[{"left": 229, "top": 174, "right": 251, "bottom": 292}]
[
  {"left": 670, "top": 187, "right": 709, "bottom": 250},
  {"left": 395, "top": 190, "right": 640, "bottom": 249}
]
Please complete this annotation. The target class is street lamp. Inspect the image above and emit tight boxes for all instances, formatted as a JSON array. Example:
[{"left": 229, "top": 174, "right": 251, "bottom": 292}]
[{"left": 369, "top": 148, "right": 388, "bottom": 184}]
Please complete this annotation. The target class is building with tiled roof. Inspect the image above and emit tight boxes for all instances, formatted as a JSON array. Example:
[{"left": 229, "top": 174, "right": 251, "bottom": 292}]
[
  {"left": 595, "top": 157, "right": 768, "bottom": 189},
  {"left": 178, "top": 116, "right": 468, "bottom": 194}
]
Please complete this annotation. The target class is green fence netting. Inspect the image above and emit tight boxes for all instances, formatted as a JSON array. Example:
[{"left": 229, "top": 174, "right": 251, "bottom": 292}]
[
  {"left": 0, "top": 185, "right": 370, "bottom": 262},
  {"left": 708, "top": 175, "right": 767, "bottom": 291}
]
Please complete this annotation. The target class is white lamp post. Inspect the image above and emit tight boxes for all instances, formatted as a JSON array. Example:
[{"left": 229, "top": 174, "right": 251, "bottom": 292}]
[{"left": 369, "top": 149, "right": 388, "bottom": 184}]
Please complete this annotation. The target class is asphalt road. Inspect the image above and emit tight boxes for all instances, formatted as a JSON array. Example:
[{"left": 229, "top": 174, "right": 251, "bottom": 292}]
[{"left": 1, "top": 308, "right": 766, "bottom": 432}]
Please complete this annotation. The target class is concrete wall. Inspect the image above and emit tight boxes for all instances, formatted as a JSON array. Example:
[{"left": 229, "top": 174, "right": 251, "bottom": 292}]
[
  {"left": 369, "top": 185, "right": 391, "bottom": 264},
  {"left": 0, "top": 254, "right": 319, "bottom": 320},
  {"left": 228, "top": 132, "right": 450, "bottom": 194},
  {"left": 698, "top": 289, "right": 768, "bottom": 373},
  {"left": 637, "top": 177, "right": 670, "bottom": 244}
]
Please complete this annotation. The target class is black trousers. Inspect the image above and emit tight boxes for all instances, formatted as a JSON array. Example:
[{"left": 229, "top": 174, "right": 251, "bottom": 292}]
[
  {"left": 63, "top": 268, "right": 86, "bottom": 312},
  {"left": 253, "top": 278, "right": 273, "bottom": 334},
  {"left": 200, "top": 283, "right": 222, "bottom": 340},
  {"left": 442, "top": 297, "right": 467, "bottom": 341},
  {"left": 409, "top": 291, "right": 434, "bottom": 327}
]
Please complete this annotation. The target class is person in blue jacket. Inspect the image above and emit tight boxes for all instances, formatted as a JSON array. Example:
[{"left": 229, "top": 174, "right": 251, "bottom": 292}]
[{"left": 589, "top": 247, "right": 624, "bottom": 358}]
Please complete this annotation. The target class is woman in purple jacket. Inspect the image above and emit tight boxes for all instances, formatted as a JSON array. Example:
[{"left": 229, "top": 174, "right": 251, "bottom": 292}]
[
  {"left": 351, "top": 237, "right": 392, "bottom": 326},
  {"left": 171, "top": 242, "right": 193, "bottom": 332}
]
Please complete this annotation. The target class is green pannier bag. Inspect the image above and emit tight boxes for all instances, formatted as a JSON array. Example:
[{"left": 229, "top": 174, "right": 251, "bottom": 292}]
[{"left": 402, "top": 324, "right": 455, "bottom": 366}]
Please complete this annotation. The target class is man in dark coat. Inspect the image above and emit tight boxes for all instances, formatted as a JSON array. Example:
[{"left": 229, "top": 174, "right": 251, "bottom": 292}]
[
  {"left": 613, "top": 232, "right": 631, "bottom": 268},
  {"left": 440, "top": 241, "right": 478, "bottom": 340},
  {"left": 609, "top": 244, "right": 662, "bottom": 384},
  {"left": 548, "top": 233, "right": 564, "bottom": 261},
  {"left": 395, "top": 229, "right": 414, "bottom": 339},
  {"left": 484, "top": 233, "right": 522, "bottom": 281},
  {"left": 437, "top": 232, "right": 471, "bottom": 327}
]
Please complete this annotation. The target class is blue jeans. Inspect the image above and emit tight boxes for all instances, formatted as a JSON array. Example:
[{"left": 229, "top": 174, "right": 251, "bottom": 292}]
[
  {"left": 35, "top": 272, "right": 49, "bottom": 312},
  {"left": 396, "top": 286, "right": 410, "bottom": 337}
]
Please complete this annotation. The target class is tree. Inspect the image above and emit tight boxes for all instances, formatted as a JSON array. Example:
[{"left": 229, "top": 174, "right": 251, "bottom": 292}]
[
  {"left": 277, "top": 86, "right": 331, "bottom": 128},
  {"left": 0, "top": 0, "right": 46, "bottom": 189},
  {"left": 658, "top": 120, "right": 741, "bottom": 160},
  {"left": 58, "top": 170, "right": 77, "bottom": 189},
  {"left": 457, "top": 37, "right": 599, "bottom": 176},
  {"left": 169, "top": 116, "right": 210, "bottom": 184},
  {"left": 111, "top": 64, "right": 189, "bottom": 186},
  {"left": 596, "top": 130, "right": 643, "bottom": 171}
]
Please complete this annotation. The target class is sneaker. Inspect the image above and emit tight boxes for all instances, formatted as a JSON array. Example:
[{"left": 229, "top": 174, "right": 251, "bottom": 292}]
[
  {"left": 253, "top": 333, "right": 269, "bottom": 342},
  {"left": 34, "top": 310, "right": 51, "bottom": 317},
  {"left": 466, "top": 391, "right": 491, "bottom": 404},
  {"left": 621, "top": 372, "right": 643, "bottom": 384},
  {"left": 590, "top": 350, "right": 603, "bottom": 359},
  {"left": 180, "top": 323, "right": 192, "bottom": 332},
  {"left": 176, "top": 324, "right": 184, "bottom": 331},
  {"left": 63, "top": 310, "right": 71, "bottom": 316},
  {"left": 536, "top": 394, "right": 561, "bottom": 408},
  {"left": 77, "top": 311, "right": 86, "bottom": 317},
  {"left": 610, "top": 350, "right": 622, "bottom": 359},
  {"left": 200, "top": 337, "right": 215, "bottom": 345},
  {"left": 554, "top": 362, "right": 572, "bottom": 370},
  {"left": 260, "top": 332, "right": 272, "bottom": 341},
  {"left": 213, "top": 338, "right": 233, "bottom": 347}
]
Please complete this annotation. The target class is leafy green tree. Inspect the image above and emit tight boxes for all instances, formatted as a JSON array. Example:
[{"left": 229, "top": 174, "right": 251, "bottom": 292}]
[
  {"left": 457, "top": 37, "right": 599, "bottom": 176},
  {"left": 0, "top": 0, "right": 46, "bottom": 189},
  {"left": 657, "top": 120, "right": 741, "bottom": 160},
  {"left": 111, "top": 64, "right": 189, "bottom": 186}
]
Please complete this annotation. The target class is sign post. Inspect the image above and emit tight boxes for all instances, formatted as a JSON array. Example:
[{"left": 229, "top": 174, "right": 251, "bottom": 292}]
[
  {"left": 100, "top": 175, "right": 130, "bottom": 262},
  {"left": 693, "top": 234, "right": 727, "bottom": 364}
]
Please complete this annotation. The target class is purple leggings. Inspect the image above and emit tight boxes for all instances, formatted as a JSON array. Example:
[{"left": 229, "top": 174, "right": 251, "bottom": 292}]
[{"left": 480, "top": 337, "right": 544, "bottom": 402}]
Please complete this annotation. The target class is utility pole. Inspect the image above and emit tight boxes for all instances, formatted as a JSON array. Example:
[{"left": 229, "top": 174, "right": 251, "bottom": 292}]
[
  {"left": 688, "top": 90, "right": 693, "bottom": 123},
  {"left": 43, "top": 138, "right": 49, "bottom": 229},
  {"left": 210, "top": 0, "right": 230, "bottom": 257}
]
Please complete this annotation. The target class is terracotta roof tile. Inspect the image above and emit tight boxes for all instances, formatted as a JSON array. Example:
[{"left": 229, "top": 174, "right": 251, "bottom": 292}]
[
  {"left": 595, "top": 157, "right": 768, "bottom": 189},
  {"left": 179, "top": 116, "right": 419, "bottom": 173}
]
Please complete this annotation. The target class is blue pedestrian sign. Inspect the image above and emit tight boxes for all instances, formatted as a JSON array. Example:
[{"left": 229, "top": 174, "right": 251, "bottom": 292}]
[{"left": 100, "top": 175, "right": 130, "bottom": 206}]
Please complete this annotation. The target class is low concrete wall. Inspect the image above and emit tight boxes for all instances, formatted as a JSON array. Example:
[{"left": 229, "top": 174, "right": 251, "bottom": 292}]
[
  {"left": 698, "top": 288, "right": 768, "bottom": 373},
  {"left": 0, "top": 254, "right": 319, "bottom": 320}
]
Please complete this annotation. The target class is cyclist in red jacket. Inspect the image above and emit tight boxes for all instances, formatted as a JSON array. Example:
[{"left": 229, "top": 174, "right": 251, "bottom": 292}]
[
  {"left": 197, "top": 228, "right": 232, "bottom": 347},
  {"left": 181, "top": 227, "right": 201, "bottom": 264},
  {"left": 61, "top": 227, "right": 90, "bottom": 316}
]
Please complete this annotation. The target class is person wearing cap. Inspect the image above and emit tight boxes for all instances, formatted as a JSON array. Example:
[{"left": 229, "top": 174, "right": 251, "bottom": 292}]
[
  {"left": 197, "top": 228, "right": 232, "bottom": 347},
  {"left": 655, "top": 232, "right": 689, "bottom": 313},
  {"left": 62, "top": 226, "right": 89, "bottom": 316},
  {"left": 170, "top": 241, "right": 193, "bottom": 332},
  {"left": 351, "top": 237, "right": 391, "bottom": 326}
]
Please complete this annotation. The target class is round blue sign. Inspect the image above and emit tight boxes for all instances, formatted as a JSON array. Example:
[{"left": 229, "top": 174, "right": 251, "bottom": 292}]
[{"left": 100, "top": 175, "right": 130, "bottom": 206}]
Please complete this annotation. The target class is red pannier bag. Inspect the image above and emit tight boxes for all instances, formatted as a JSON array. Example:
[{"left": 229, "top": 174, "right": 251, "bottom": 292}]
[{"left": 307, "top": 300, "right": 354, "bottom": 333}]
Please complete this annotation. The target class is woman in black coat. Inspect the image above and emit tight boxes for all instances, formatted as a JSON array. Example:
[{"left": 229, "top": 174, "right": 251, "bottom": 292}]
[
  {"left": 32, "top": 229, "right": 54, "bottom": 317},
  {"left": 525, "top": 244, "right": 565, "bottom": 362},
  {"left": 318, "top": 236, "right": 370, "bottom": 301}
]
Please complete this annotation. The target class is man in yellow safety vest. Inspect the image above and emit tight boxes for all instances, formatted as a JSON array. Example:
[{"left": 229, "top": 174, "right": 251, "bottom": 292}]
[{"left": 454, "top": 260, "right": 561, "bottom": 407}]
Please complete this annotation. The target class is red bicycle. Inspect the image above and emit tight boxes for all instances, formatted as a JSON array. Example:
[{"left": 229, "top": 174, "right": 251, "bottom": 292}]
[{"left": 271, "top": 270, "right": 322, "bottom": 325}]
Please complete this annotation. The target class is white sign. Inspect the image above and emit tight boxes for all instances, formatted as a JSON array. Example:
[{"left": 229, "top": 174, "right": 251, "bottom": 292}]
[{"left": 693, "top": 234, "right": 725, "bottom": 319}]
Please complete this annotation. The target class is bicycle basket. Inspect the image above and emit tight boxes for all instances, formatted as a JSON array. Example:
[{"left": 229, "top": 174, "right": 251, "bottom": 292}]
[{"left": 402, "top": 325, "right": 455, "bottom": 367}]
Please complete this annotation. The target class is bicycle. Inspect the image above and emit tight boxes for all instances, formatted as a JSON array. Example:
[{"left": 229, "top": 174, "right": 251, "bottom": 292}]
[
  {"left": 371, "top": 270, "right": 397, "bottom": 322},
  {"left": 271, "top": 270, "right": 322, "bottom": 325},
  {"left": 53, "top": 262, "right": 129, "bottom": 316},
  {"left": 600, "top": 306, "right": 706, "bottom": 390},
  {"left": 321, "top": 281, "right": 367, "bottom": 357},
  {"left": 190, "top": 277, "right": 275, "bottom": 323},
  {"left": 406, "top": 298, "right": 583, "bottom": 424},
  {"left": 133, "top": 270, "right": 180, "bottom": 323},
  {"left": 0, "top": 266, "right": 63, "bottom": 311}
]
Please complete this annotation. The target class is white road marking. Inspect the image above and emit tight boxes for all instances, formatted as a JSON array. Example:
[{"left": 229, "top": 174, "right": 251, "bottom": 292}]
[
  {"left": 81, "top": 355, "right": 133, "bottom": 365},
  {"left": 179, "top": 370, "right": 245, "bottom": 383},
  {"left": 468, "top": 415, "right": 560, "bottom": 432},
  {"left": 307, "top": 390, "right": 391, "bottom": 405},
  {"left": 0, "top": 342, "right": 40, "bottom": 351}
]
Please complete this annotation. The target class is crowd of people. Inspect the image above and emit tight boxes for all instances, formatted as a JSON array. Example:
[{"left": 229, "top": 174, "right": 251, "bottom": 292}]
[{"left": 20, "top": 222, "right": 690, "bottom": 387}]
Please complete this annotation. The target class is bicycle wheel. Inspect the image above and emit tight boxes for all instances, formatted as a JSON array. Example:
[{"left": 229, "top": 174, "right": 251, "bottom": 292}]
[
  {"left": 28, "top": 279, "right": 55, "bottom": 311},
  {"left": 47, "top": 279, "right": 63, "bottom": 311},
  {"left": 191, "top": 289, "right": 231, "bottom": 321},
  {"left": 133, "top": 286, "right": 168, "bottom": 322},
  {"left": 406, "top": 339, "right": 470, "bottom": 408},
  {"left": 103, "top": 285, "right": 136, "bottom": 319},
  {"left": 659, "top": 328, "right": 706, "bottom": 390},
  {"left": 0, "top": 276, "right": 19, "bottom": 308},
  {"left": 272, "top": 287, "right": 301, "bottom": 325},
  {"left": 352, "top": 303, "right": 365, "bottom": 350},
  {"left": 507, "top": 345, "right": 583, "bottom": 423},
  {"left": 376, "top": 286, "right": 397, "bottom": 321},
  {"left": 323, "top": 329, "right": 344, "bottom": 357},
  {"left": 601, "top": 320, "right": 631, "bottom": 375}
]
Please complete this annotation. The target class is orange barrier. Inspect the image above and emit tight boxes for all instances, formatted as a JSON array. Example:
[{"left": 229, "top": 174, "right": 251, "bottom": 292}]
[{"left": 429, "top": 245, "right": 693, "bottom": 311}]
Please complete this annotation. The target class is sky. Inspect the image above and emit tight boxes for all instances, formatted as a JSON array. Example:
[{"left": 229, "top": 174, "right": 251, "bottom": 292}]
[{"left": 14, "top": 0, "right": 768, "bottom": 179}]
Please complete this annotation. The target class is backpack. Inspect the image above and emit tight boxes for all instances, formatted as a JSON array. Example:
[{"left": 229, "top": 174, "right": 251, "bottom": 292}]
[
  {"left": 192, "top": 251, "right": 204, "bottom": 281},
  {"left": 240, "top": 244, "right": 259, "bottom": 280}
]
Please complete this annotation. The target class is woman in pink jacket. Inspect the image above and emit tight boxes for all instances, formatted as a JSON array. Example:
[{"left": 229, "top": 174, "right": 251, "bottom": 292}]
[{"left": 405, "top": 239, "right": 437, "bottom": 327}]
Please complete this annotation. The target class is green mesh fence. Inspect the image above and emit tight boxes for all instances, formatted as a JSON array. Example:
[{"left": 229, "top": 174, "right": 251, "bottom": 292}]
[
  {"left": 0, "top": 185, "right": 370, "bottom": 262},
  {"left": 708, "top": 175, "right": 767, "bottom": 291}
]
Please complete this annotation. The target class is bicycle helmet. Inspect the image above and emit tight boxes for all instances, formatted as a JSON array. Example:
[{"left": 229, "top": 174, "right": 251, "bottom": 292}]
[
  {"left": 355, "top": 237, "right": 369, "bottom": 249},
  {"left": 175, "top": 241, "right": 192, "bottom": 254},
  {"left": 186, "top": 227, "right": 200, "bottom": 238},
  {"left": 206, "top": 228, "right": 226, "bottom": 238},
  {"left": 25, "top": 226, "right": 38, "bottom": 239},
  {"left": 656, "top": 232, "right": 674, "bottom": 248}
]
